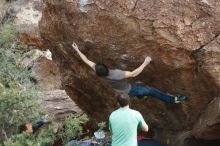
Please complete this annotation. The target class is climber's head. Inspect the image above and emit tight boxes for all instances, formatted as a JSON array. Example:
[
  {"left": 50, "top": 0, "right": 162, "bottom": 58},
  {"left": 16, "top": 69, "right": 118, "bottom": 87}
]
[
  {"left": 117, "top": 94, "right": 130, "bottom": 107},
  {"left": 95, "top": 63, "right": 109, "bottom": 77},
  {"left": 19, "top": 123, "right": 33, "bottom": 134}
]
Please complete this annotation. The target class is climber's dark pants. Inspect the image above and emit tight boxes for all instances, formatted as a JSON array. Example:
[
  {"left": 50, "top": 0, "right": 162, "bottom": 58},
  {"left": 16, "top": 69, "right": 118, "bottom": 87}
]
[
  {"left": 32, "top": 119, "right": 46, "bottom": 133},
  {"left": 128, "top": 85, "right": 175, "bottom": 103}
]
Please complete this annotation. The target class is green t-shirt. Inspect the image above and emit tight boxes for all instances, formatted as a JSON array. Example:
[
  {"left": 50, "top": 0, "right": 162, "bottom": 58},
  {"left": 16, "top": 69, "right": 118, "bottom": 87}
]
[{"left": 109, "top": 108, "right": 146, "bottom": 146}]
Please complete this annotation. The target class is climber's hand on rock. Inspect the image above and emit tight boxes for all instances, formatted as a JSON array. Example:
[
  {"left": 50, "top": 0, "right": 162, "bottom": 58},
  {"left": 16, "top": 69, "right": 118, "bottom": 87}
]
[
  {"left": 72, "top": 42, "right": 79, "bottom": 51},
  {"left": 144, "top": 56, "right": 152, "bottom": 64}
]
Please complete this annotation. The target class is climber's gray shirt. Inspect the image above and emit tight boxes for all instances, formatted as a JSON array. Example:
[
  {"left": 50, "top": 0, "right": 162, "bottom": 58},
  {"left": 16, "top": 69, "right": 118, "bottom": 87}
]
[
  {"left": 92, "top": 65, "right": 131, "bottom": 94},
  {"left": 103, "top": 69, "right": 131, "bottom": 94}
]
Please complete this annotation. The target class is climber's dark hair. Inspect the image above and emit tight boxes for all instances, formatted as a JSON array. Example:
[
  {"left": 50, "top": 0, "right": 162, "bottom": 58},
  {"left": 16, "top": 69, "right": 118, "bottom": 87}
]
[
  {"left": 95, "top": 63, "right": 109, "bottom": 77},
  {"left": 117, "top": 94, "right": 130, "bottom": 107},
  {"left": 19, "top": 124, "right": 27, "bottom": 133}
]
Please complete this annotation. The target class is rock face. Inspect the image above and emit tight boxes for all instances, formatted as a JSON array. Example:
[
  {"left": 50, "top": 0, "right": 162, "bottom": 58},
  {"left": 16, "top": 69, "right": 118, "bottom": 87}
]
[
  {"left": 39, "top": 0, "right": 220, "bottom": 145},
  {"left": 192, "top": 97, "right": 220, "bottom": 140},
  {"left": 0, "top": 0, "right": 44, "bottom": 48},
  {"left": 0, "top": 1, "right": 10, "bottom": 23},
  {"left": 6, "top": 0, "right": 42, "bottom": 37},
  {"left": 31, "top": 57, "right": 61, "bottom": 90},
  {"left": 19, "top": 49, "right": 61, "bottom": 90},
  {"left": 41, "top": 90, "right": 83, "bottom": 122}
]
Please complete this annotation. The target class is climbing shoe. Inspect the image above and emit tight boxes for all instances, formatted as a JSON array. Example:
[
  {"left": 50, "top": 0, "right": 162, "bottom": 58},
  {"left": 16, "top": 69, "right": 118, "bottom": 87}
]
[
  {"left": 175, "top": 95, "right": 188, "bottom": 103},
  {"left": 136, "top": 96, "right": 149, "bottom": 100},
  {"left": 143, "top": 96, "right": 149, "bottom": 100}
]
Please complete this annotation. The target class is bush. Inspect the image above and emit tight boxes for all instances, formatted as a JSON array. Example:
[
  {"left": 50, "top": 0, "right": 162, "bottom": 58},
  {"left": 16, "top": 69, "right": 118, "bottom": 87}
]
[
  {"left": 0, "top": 83, "right": 4, "bottom": 96},
  {"left": 3, "top": 123, "right": 60, "bottom": 146},
  {"left": 0, "top": 23, "right": 19, "bottom": 48},
  {"left": 3, "top": 114, "right": 89, "bottom": 146},
  {"left": 0, "top": 23, "right": 35, "bottom": 90},
  {"left": 0, "top": 23, "right": 91, "bottom": 146},
  {"left": 36, "top": 123, "right": 60, "bottom": 146},
  {"left": 97, "top": 122, "right": 106, "bottom": 131},
  {"left": 58, "top": 114, "right": 89, "bottom": 144},
  {"left": 3, "top": 132, "right": 36, "bottom": 146},
  {"left": 0, "top": 23, "right": 43, "bottom": 142},
  {"left": 0, "top": 88, "right": 43, "bottom": 139}
]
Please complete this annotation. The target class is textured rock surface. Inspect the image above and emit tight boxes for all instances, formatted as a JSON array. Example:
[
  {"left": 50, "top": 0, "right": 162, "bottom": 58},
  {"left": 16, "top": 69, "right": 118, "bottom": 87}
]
[
  {"left": 31, "top": 57, "right": 61, "bottom": 90},
  {"left": 19, "top": 50, "right": 83, "bottom": 120},
  {"left": 37, "top": 0, "right": 219, "bottom": 145},
  {"left": 0, "top": 0, "right": 10, "bottom": 23},
  {"left": 194, "top": 36, "right": 220, "bottom": 87},
  {"left": 41, "top": 90, "right": 83, "bottom": 122},
  {"left": 8, "top": 0, "right": 42, "bottom": 37},
  {"left": 0, "top": 0, "right": 44, "bottom": 48},
  {"left": 19, "top": 49, "right": 61, "bottom": 90},
  {"left": 192, "top": 97, "right": 220, "bottom": 140}
]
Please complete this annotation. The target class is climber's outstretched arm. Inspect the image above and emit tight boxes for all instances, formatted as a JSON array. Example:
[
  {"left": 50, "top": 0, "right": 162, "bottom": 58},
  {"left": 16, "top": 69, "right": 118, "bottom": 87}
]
[
  {"left": 72, "top": 42, "right": 96, "bottom": 69},
  {"left": 124, "top": 56, "right": 151, "bottom": 78}
]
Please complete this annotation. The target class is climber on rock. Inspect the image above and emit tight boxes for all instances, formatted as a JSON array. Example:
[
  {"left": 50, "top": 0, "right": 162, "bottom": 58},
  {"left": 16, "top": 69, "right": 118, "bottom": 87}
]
[{"left": 72, "top": 42, "right": 187, "bottom": 104}]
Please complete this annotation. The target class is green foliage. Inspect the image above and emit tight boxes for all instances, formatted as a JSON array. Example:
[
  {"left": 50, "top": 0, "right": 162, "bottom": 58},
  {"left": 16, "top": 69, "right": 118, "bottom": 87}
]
[
  {"left": 97, "top": 122, "right": 106, "bottom": 131},
  {"left": 36, "top": 123, "right": 60, "bottom": 146},
  {"left": 0, "top": 23, "right": 92, "bottom": 146},
  {"left": 0, "top": 83, "right": 4, "bottom": 96},
  {"left": 59, "top": 114, "right": 89, "bottom": 144},
  {"left": 0, "top": 23, "right": 19, "bottom": 48},
  {"left": 3, "top": 132, "right": 36, "bottom": 146},
  {"left": 3, "top": 123, "right": 60, "bottom": 146},
  {"left": 0, "top": 23, "right": 43, "bottom": 142},
  {"left": 3, "top": 114, "right": 90, "bottom": 146},
  {"left": 0, "top": 88, "right": 43, "bottom": 136},
  {"left": 0, "top": 24, "right": 35, "bottom": 90}
]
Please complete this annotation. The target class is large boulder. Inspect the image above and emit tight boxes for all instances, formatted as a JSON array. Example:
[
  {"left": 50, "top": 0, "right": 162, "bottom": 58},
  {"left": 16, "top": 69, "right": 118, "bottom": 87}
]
[
  {"left": 192, "top": 97, "right": 220, "bottom": 140},
  {"left": 39, "top": 0, "right": 220, "bottom": 145}
]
